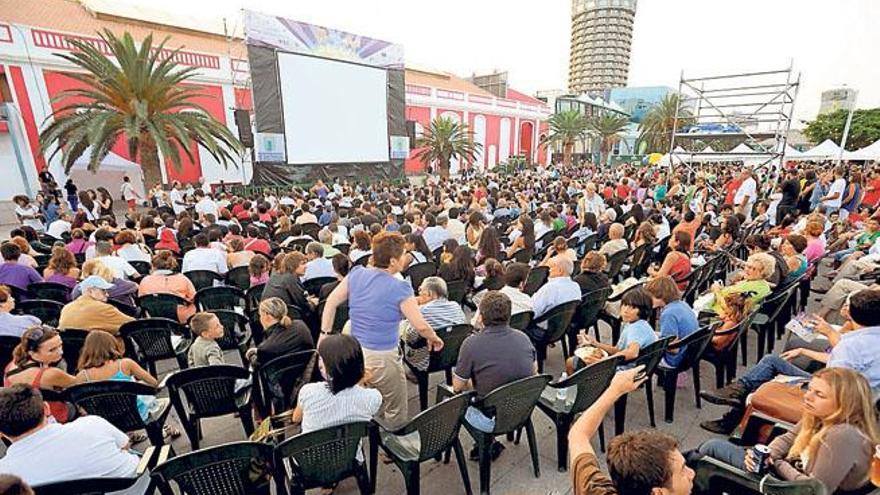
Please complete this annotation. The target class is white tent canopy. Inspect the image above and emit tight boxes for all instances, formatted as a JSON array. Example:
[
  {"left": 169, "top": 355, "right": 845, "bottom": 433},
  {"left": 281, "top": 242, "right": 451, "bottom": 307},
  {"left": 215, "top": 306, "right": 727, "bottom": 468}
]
[
  {"left": 844, "top": 139, "right": 880, "bottom": 161},
  {"left": 50, "top": 149, "right": 146, "bottom": 201},
  {"left": 796, "top": 139, "right": 841, "bottom": 160}
]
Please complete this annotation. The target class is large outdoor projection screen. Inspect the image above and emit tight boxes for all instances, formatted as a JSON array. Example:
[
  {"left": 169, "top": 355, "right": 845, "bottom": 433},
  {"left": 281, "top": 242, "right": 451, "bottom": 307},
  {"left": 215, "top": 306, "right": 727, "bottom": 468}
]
[{"left": 277, "top": 52, "right": 390, "bottom": 164}]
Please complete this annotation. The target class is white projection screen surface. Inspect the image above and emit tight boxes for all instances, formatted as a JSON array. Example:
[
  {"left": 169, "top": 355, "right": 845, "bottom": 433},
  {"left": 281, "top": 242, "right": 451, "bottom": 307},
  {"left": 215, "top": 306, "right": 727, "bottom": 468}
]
[{"left": 277, "top": 52, "right": 390, "bottom": 164}]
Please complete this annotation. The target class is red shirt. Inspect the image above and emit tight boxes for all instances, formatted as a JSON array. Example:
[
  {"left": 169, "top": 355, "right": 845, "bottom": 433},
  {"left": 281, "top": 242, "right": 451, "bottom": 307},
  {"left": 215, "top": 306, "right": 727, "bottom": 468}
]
[
  {"left": 243, "top": 237, "right": 271, "bottom": 256},
  {"left": 863, "top": 177, "right": 880, "bottom": 207},
  {"left": 616, "top": 184, "right": 630, "bottom": 200},
  {"left": 602, "top": 186, "right": 614, "bottom": 200},
  {"left": 231, "top": 203, "right": 244, "bottom": 216},
  {"left": 724, "top": 179, "right": 742, "bottom": 205},
  {"left": 235, "top": 210, "right": 251, "bottom": 221}
]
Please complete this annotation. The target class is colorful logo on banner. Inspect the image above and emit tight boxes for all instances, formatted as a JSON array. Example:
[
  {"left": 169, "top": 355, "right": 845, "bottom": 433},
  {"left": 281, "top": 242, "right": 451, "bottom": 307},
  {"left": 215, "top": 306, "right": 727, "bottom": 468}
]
[
  {"left": 389, "top": 136, "right": 410, "bottom": 160},
  {"left": 243, "top": 10, "right": 404, "bottom": 69},
  {"left": 255, "top": 133, "right": 286, "bottom": 162}
]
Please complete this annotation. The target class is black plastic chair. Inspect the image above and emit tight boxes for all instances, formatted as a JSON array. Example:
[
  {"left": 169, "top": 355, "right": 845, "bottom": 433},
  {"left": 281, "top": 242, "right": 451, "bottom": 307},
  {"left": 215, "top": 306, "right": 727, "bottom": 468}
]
[
  {"left": 0, "top": 335, "right": 21, "bottom": 370},
  {"left": 245, "top": 283, "right": 265, "bottom": 311},
  {"left": 701, "top": 311, "right": 756, "bottom": 388},
  {"left": 403, "top": 324, "right": 474, "bottom": 411},
  {"left": 604, "top": 248, "right": 630, "bottom": 282},
  {"left": 622, "top": 242, "right": 652, "bottom": 279},
  {"left": 580, "top": 233, "right": 598, "bottom": 254},
  {"left": 27, "top": 281, "right": 71, "bottom": 303},
  {"left": 299, "top": 222, "right": 320, "bottom": 240},
  {"left": 139, "top": 293, "right": 189, "bottom": 321},
  {"left": 522, "top": 266, "right": 549, "bottom": 296},
  {"left": 378, "top": 391, "right": 476, "bottom": 495},
  {"left": 748, "top": 285, "right": 796, "bottom": 363},
  {"left": 164, "top": 364, "right": 255, "bottom": 450},
  {"left": 692, "top": 456, "right": 829, "bottom": 495},
  {"left": 461, "top": 374, "right": 552, "bottom": 495},
  {"left": 120, "top": 318, "right": 190, "bottom": 377},
  {"left": 129, "top": 260, "right": 152, "bottom": 277},
  {"left": 206, "top": 309, "right": 253, "bottom": 364},
  {"left": 66, "top": 381, "right": 170, "bottom": 446},
  {"left": 315, "top": 299, "right": 349, "bottom": 334},
  {"left": 509, "top": 248, "right": 533, "bottom": 264},
  {"left": 7, "top": 284, "right": 28, "bottom": 304},
  {"left": 274, "top": 422, "right": 373, "bottom": 495},
  {"left": 151, "top": 441, "right": 275, "bottom": 495},
  {"left": 526, "top": 301, "right": 578, "bottom": 372},
  {"left": 183, "top": 270, "right": 223, "bottom": 291},
  {"left": 599, "top": 282, "right": 645, "bottom": 344},
  {"left": 570, "top": 286, "right": 613, "bottom": 349},
  {"left": 59, "top": 328, "right": 89, "bottom": 373},
  {"left": 108, "top": 298, "right": 140, "bottom": 317},
  {"left": 353, "top": 254, "right": 370, "bottom": 267},
  {"left": 225, "top": 265, "right": 251, "bottom": 291},
  {"left": 303, "top": 276, "right": 337, "bottom": 298},
  {"left": 254, "top": 350, "right": 316, "bottom": 417},
  {"left": 654, "top": 324, "right": 718, "bottom": 423},
  {"left": 195, "top": 286, "right": 246, "bottom": 312},
  {"left": 613, "top": 336, "right": 673, "bottom": 435},
  {"left": 508, "top": 310, "right": 534, "bottom": 331},
  {"left": 446, "top": 279, "right": 469, "bottom": 306},
  {"left": 534, "top": 231, "right": 556, "bottom": 257},
  {"left": 33, "top": 477, "right": 145, "bottom": 495},
  {"left": 403, "top": 261, "right": 437, "bottom": 293},
  {"left": 333, "top": 243, "right": 351, "bottom": 255},
  {"left": 536, "top": 356, "right": 621, "bottom": 471},
  {"left": 16, "top": 299, "right": 64, "bottom": 326}
]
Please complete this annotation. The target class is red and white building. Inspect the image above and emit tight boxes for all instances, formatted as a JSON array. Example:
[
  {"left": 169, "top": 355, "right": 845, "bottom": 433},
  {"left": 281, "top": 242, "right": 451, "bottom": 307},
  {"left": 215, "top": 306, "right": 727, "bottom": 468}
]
[{"left": 0, "top": 0, "right": 549, "bottom": 200}]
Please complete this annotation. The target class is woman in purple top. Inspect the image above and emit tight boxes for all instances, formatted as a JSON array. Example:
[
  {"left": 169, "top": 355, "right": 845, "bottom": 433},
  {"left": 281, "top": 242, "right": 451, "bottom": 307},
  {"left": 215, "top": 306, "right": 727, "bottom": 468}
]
[
  {"left": 320, "top": 231, "right": 443, "bottom": 429},
  {"left": 42, "top": 247, "right": 79, "bottom": 291}
]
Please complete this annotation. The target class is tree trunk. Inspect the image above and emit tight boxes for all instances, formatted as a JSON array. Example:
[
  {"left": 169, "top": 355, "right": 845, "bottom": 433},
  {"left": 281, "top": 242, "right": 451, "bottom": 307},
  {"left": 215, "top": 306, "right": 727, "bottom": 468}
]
[
  {"left": 139, "top": 137, "right": 164, "bottom": 191},
  {"left": 438, "top": 158, "right": 450, "bottom": 179},
  {"left": 563, "top": 142, "right": 573, "bottom": 166}
]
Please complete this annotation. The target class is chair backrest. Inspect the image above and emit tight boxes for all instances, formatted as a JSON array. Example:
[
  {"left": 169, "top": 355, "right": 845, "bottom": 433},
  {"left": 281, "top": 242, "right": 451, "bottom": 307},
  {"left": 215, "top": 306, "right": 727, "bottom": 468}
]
[
  {"left": 627, "top": 243, "right": 651, "bottom": 273},
  {"left": 59, "top": 328, "right": 90, "bottom": 373},
  {"left": 332, "top": 243, "right": 351, "bottom": 255},
  {"left": 195, "top": 286, "right": 246, "bottom": 312},
  {"left": 510, "top": 248, "right": 533, "bottom": 264},
  {"left": 139, "top": 293, "right": 188, "bottom": 320},
  {"left": 151, "top": 441, "right": 275, "bottom": 495},
  {"left": 166, "top": 364, "right": 251, "bottom": 419},
  {"left": 427, "top": 324, "right": 474, "bottom": 373},
  {"left": 245, "top": 283, "right": 265, "bottom": 311},
  {"left": 120, "top": 318, "right": 188, "bottom": 363},
  {"left": 16, "top": 299, "right": 64, "bottom": 326},
  {"left": 353, "top": 254, "right": 370, "bottom": 267},
  {"left": 287, "top": 238, "right": 311, "bottom": 253},
  {"left": 533, "top": 300, "right": 579, "bottom": 344},
  {"left": 508, "top": 310, "right": 534, "bottom": 331},
  {"left": 565, "top": 355, "right": 621, "bottom": 414},
  {"left": 670, "top": 324, "right": 718, "bottom": 371},
  {"left": 446, "top": 279, "right": 468, "bottom": 305},
  {"left": 761, "top": 285, "right": 796, "bottom": 323},
  {"left": 581, "top": 233, "right": 598, "bottom": 253},
  {"left": 107, "top": 298, "right": 140, "bottom": 317},
  {"left": 398, "top": 391, "right": 476, "bottom": 462},
  {"left": 575, "top": 286, "right": 613, "bottom": 331},
  {"left": 225, "top": 265, "right": 251, "bottom": 291},
  {"left": 300, "top": 222, "right": 320, "bottom": 240},
  {"left": 129, "top": 260, "right": 152, "bottom": 277},
  {"left": 274, "top": 422, "right": 370, "bottom": 490},
  {"left": 0, "top": 335, "right": 21, "bottom": 371},
  {"left": 605, "top": 249, "right": 630, "bottom": 280},
  {"left": 184, "top": 270, "right": 223, "bottom": 291},
  {"left": 693, "top": 456, "right": 829, "bottom": 495},
  {"left": 303, "top": 277, "right": 337, "bottom": 298},
  {"left": 7, "top": 285, "right": 27, "bottom": 304},
  {"left": 315, "top": 300, "right": 349, "bottom": 334},
  {"left": 630, "top": 336, "right": 673, "bottom": 377},
  {"left": 66, "top": 381, "right": 157, "bottom": 433},
  {"left": 480, "top": 374, "right": 553, "bottom": 434},
  {"left": 522, "top": 265, "right": 549, "bottom": 296},
  {"left": 256, "top": 350, "right": 316, "bottom": 415},
  {"left": 27, "top": 282, "right": 70, "bottom": 303},
  {"left": 403, "top": 261, "right": 437, "bottom": 293},
  {"left": 208, "top": 309, "right": 250, "bottom": 351}
]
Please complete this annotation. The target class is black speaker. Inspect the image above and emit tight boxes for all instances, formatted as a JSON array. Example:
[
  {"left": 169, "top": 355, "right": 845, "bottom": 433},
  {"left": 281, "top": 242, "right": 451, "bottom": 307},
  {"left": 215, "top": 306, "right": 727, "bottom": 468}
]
[
  {"left": 234, "top": 109, "right": 254, "bottom": 148},
  {"left": 406, "top": 120, "right": 416, "bottom": 149}
]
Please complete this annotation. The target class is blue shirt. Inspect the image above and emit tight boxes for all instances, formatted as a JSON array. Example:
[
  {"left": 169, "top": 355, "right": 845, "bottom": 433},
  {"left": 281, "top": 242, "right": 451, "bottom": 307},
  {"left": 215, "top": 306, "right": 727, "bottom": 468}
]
[
  {"left": 303, "top": 257, "right": 336, "bottom": 282},
  {"left": 531, "top": 276, "right": 581, "bottom": 319},
  {"left": 658, "top": 300, "right": 699, "bottom": 367},
  {"left": 617, "top": 319, "right": 658, "bottom": 367},
  {"left": 347, "top": 266, "right": 414, "bottom": 351},
  {"left": 828, "top": 326, "right": 880, "bottom": 391}
]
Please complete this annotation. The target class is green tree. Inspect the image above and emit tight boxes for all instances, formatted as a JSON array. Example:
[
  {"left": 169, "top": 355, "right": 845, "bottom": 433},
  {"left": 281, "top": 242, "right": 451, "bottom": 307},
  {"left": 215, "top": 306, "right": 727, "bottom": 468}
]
[
  {"left": 804, "top": 108, "right": 880, "bottom": 151},
  {"left": 588, "top": 113, "right": 630, "bottom": 165},
  {"left": 637, "top": 93, "right": 694, "bottom": 153},
  {"left": 540, "top": 110, "right": 589, "bottom": 166},
  {"left": 414, "top": 117, "right": 482, "bottom": 178},
  {"left": 39, "top": 30, "right": 242, "bottom": 189}
]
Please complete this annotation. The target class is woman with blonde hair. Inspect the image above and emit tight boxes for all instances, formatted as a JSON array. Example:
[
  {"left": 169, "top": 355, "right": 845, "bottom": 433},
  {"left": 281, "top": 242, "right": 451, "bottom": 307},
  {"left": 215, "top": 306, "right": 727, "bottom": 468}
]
[
  {"left": 574, "top": 251, "right": 609, "bottom": 294},
  {"left": 42, "top": 246, "right": 79, "bottom": 289},
  {"left": 246, "top": 297, "right": 314, "bottom": 368},
  {"left": 699, "top": 367, "right": 880, "bottom": 493}
]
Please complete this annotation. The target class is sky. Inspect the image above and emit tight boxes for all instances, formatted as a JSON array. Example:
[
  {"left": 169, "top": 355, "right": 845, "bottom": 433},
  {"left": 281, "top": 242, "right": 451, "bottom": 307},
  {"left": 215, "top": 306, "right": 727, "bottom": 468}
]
[{"left": 125, "top": 0, "right": 880, "bottom": 124}]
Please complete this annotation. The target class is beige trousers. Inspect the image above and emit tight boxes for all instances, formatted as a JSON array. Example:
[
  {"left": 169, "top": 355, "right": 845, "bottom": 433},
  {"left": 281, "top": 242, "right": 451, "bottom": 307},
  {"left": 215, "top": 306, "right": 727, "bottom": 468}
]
[{"left": 362, "top": 347, "right": 409, "bottom": 429}]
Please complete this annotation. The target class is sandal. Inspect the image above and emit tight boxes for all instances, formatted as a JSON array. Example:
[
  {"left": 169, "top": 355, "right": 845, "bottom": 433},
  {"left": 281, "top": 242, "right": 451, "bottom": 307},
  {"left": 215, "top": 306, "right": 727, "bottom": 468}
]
[
  {"left": 163, "top": 424, "right": 182, "bottom": 439},
  {"left": 128, "top": 431, "right": 148, "bottom": 444}
]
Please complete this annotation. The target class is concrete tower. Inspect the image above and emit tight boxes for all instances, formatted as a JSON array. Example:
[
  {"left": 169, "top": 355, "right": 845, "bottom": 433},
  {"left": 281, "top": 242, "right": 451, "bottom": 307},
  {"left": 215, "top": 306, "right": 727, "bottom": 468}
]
[{"left": 569, "top": 0, "right": 637, "bottom": 94}]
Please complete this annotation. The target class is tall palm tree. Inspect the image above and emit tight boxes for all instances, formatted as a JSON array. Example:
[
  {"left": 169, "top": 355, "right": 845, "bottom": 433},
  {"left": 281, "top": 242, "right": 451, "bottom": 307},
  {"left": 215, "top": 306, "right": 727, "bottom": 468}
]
[
  {"left": 637, "top": 93, "right": 693, "bottom": 154},
  {"left": 541, "top": 110, "right": 588, "bottom": 166},
  {"left": 39, "top": 30, "right": 242, "bottom": 189},
  {"left": 414, "top": 117, "right": 482, "bottom": 178},
  {"left": 587, "top": 113, "right": 630, "bottom": 165}
]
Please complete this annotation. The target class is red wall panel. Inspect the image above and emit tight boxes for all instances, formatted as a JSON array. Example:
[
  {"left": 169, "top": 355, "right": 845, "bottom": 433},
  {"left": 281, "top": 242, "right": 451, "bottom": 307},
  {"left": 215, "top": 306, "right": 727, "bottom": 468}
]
[{"left": 9, "top": 66, "right": 47, "bottom": 171}]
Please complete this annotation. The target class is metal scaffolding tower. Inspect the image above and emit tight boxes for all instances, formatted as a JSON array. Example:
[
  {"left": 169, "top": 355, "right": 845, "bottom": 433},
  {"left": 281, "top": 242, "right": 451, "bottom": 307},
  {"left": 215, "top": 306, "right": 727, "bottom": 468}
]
[{"left": 668, "top": 63, "right": 800, "bottom": 180}]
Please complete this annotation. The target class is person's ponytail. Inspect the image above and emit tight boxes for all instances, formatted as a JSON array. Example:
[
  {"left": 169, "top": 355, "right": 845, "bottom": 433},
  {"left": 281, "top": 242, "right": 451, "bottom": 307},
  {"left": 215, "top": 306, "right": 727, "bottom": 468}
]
[{"left": 281, "top": 315, "right": 293, "bottom": 328}]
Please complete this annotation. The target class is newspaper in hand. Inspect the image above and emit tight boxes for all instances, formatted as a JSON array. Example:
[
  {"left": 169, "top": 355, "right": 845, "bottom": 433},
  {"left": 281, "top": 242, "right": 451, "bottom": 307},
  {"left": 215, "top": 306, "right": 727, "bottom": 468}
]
[{"left": 786, "top": 315, "right": 818, "bottom": 342}]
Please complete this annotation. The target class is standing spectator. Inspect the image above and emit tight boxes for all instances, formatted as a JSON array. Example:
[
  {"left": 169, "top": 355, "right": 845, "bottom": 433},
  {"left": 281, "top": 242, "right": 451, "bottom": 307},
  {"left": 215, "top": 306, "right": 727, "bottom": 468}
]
[
  {"left": 733, "top": 169, "right": 758, "bottom": 220},
  {"left": 64, "top": 178, "right": 79, "bottom": 212},
  {"left": 120, "top": 176, "right": 140, "bottom": 216},
  {"left": 820, "top": 168, "right": 847, "bottom": 215}
]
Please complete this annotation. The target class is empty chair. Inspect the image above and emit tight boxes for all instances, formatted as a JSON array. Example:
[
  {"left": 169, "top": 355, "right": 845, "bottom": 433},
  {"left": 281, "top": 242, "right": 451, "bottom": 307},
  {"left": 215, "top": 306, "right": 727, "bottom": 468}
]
[
  {"left": 747, "top": 285, "right": 796, "bottom": 363},
  {"left": 27, "top": 282, "right": 71, "bottom": 303},
  {"left": 403, "top": 261, "right": 437, "bottom": 293},
  {"left": 654, "top": 324, "right": 718, "bottom": 423},
  {"left": 183, "top": 270, "right": 223, "bottom": 291},
  {"left": 138, "top": 293, "right": 188, "bottom": 321},
  {"left": 16, "top": 299, "right": 64, "bottom": 326},
  {"left": 613, "top": 336, "right": 673, "bottom": 435},
  {"left": 303, "top": 276, "right": 337, "bottom": 298},
  {"left": 120, "top": 318, "right": 190, "bottom": 377},
  {"left": 245, "top": 283, "right": 265, "bottom": 311},
  {"left": 195, "top": 286, "right": 246, "bottom": 312},
  {"left": 254, "top": 350, "right": 316, "bottom": 417},
  {"left": 66, "top": 381, "right": 170, "bottom": 447},
  {"left": 378, "top": 391, "right": 475, "bottom": 495},
  {"left": 164, "top": 364, "right": 255, "bottom": 450},
  {"left": 522, "top": 266, "right": 549, "bottom": 296},
  {"left": 446, "top": 279, "right": 469, "bottom": 306},
  {"left": 525, "top": 301, "right": 579, "bottom": 372},
  {"left": 274, "top": 422, "right": 373, "bottom": 495},
  {"left": 150, "top": 441, "right": 275, "bottom": 495},
  {"left": 403, "top": 324, "right": 474, "bottom": 410}
]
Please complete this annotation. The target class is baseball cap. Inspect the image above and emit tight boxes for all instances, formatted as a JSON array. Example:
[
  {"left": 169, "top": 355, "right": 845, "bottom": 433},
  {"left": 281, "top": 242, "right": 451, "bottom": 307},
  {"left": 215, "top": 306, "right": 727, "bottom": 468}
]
[{"left": 80, "top": 275, "right": 114, "bottom": 291}]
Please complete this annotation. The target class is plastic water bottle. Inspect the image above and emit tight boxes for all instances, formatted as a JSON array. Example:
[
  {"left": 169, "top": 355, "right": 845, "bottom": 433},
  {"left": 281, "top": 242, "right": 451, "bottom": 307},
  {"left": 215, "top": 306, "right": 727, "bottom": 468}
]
[{"left": 557, "top": 372, "right": 568, "bottom": 403}]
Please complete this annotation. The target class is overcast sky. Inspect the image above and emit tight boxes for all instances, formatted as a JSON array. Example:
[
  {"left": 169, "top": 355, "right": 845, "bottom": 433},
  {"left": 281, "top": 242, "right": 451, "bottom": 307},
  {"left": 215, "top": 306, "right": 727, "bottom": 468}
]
[{"left": 130, "top": 0, "right": 879, "bottom": 124}]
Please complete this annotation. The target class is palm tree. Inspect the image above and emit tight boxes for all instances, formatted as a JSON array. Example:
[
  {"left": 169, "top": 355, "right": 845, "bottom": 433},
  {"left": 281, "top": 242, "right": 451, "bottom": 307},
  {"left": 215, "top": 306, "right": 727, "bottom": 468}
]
[
  {"left": 541, "top": 110, "right": 588, "bottom": 166},
  {"left": 414, "top": 117, "right": 482, "bottom": 178},
  {"left": 587, "top": 113, "right": 630, "bottom": 165},
  {"left": 637, "top": 93, "right": 693, "bottom": 154},
  {"left": 39, "top": 30, "right": 242, "bottom": 190}
]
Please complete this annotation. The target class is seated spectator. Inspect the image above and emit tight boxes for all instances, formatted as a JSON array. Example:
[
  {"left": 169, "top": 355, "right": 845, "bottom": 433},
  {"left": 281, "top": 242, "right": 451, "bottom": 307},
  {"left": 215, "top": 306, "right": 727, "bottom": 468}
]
[
  {"left": 154, "top": 228, "right": 180, "bottom": 255},
  {"left": 42, "top": 246, "right": 79, "bottom": 290},
  {"left": 475, "top": 227, "right": 503, "bottom": 265},
  {"left": 781, "top": 234, "right": 809, "bottom": 284},
  {"left": 3, "top": 326, "right": 76, "bottom": 423},
  {"left": 0, "top": 243, "right": 41, "bottom": 293},
  {"left": 709, "top": 292, "right": 753, "bottom": 352},
  {"left": 59, "top": 276, "right": 134, "bottom": 336},
  {"left": 113, "top": 230, "right": 151, "bottom": 263},
  {"left": 471, "top": 262, "right": 532, "bottom": 327},
  {"left": 438, "top": 245, "right": 476, "bottom": 289},
  {"left": 181, "top": 233, "right": 228, "bottom": 275},
  {"left": 9, "top": 238, "right": 37, "bottom": 269},
  {"left": 46, "top": 212, "right": 72, "bottom": 241},
  {"left": 138, "top": 250, "right": 196, "bottom": 324},
  {"left": 403, "top": 277, "right": 467, "bottom": 372},
  {"left": 633, "top": 221, "right": 657, "bottom": 249},
  {"left": 700, "top": 214, "right": 739, "bottom": 252},
  {"left": 422, "top": 213, "right": 450, "bottom": 252},
  {"left": 403, "top": 233, "right": 433, "bottom": 269},
  {"left": 242, "top": 225, "right": 271, "bottom": 257},
  {"left": 187, "top": 312, "right": 226, "bottom": 367},
  {"left": 505, "top": 214, "right": 535, "bottom": 258},
  {"left": 0, "top": 286, "right": 40, "bottom": 338},
  {"left": 541, "top": 236, "right": 577, "bottom": 266},
  {"left": 248, "top": 254, "right": 270, "bottom": 287},
  {"left": 65, "top": 228, "right": 90, "bottom": 256},
  {"left": 473, "top": 258, "right": 505, "bottom": 304},
  {"left": 577, "top": 287, "right": 658, "bottom": 367},
  {"left": 303, "top": 242, "right": 335, "bottom": 282},
  {"left": 247, "top": 297, "right": 314, "bottom": 368},
  {"left": 318, "top": 254, "right": 350, "bottom": 300},
  {"left": 0, "top": 474, "right": 34, "bottom": 495},
  {"left": 648, "top": 231, "right": 692, "bottom": 291},
  {"left": 92, "top": 241, "right": 138, "bottom": 280},
  {"left": 453, "top": 291, "right": 536, "bottom": 457},
  {"left": 349, "top": 230, "right": 372, "bottom": 264},
  {"left": 706, "top": 252, "right": 775, "bottom": 314},
  {"left": 226, "top": 237, "right": 254, "bottom": 269},
  {"left": 672, "top": 210, "right": 701, "bottom": 251},
  {"left": 803, "top": 219, "right": 827, "bottom": 263},
  {"left": 699, "top": 367, "right": 879, "bottom": 493},
  {"left": 530, "top": 256, "right": 581, "bottom": 322},
  {"left": 71, "top": 260, "right": 138, "bottom": 308},
  {"left": 574, "top": 252, "right": 610, "bottom": 295},
  {"left": 569, "top": 365, "right": 695, "bottom": 494},
  {"left": 730, "top": 234, "right": 787, "bottom": 287},
  {"left": 0, "top": 385, "right": 148, "bottom": 490},
  {"left": 599, "top": 223, "right": 628, "bottom": 257},
  {"left": 645, "top": 277, "right": 699, "bottom": 368},
  {"left": 317, "top": 228, "right": 341, "bottom": 258}
]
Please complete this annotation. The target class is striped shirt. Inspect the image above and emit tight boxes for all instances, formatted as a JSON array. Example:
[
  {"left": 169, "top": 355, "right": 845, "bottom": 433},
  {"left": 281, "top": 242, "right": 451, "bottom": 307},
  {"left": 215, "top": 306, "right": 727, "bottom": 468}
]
[{"left": 403, "top": 298, "right": 466, "bottom": 370}]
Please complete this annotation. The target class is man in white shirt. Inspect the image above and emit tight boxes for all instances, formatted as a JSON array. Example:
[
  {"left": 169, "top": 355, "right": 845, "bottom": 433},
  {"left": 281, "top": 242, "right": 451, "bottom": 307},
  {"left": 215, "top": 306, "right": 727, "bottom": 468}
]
[
  {"left": 296, "top": 202, "right": 319, "bottom": 225},
  {"left": 0, "top": 384, "right": 149, "bottom": 493},
  {"left": 182, "top": 234, "right": 228, "bottom": 275},
  {"left": 303, "top": 242, "right": 336, "bottom": 282},
  {"left": 46, "top": 212, "right": 72, "bottom": 240},
  {"left": 120, "top": 175, "right": 141, "bottom": 215},
  {"left": 530, "top": 256, "right": 581, "bottom": 320},
  {"left": 169, "top": 181, "right": 187, "bottom": 215},
  {"left": 423, "top": 213, "right": 450, "bottom": 252},
  {"left": 445, "top": 207, "right": 467, "bottom": 243},
  {"left": 471, "top": 262, "right": 533, "bottom": 327},
  {"left": 194, "top": 190, "right": 219, "bottom": 220},
  {"left": 821, "top": 168, "right": 847, "bottom": 214},
  {"left": 733, "top": 169, "right": 758, "bottom": 221},
  {"left": 579, "top": 183, "right": 606, "bottom": 219},
  {"left": 93, "top": 241, "right": 139, "bottom": 280}
]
